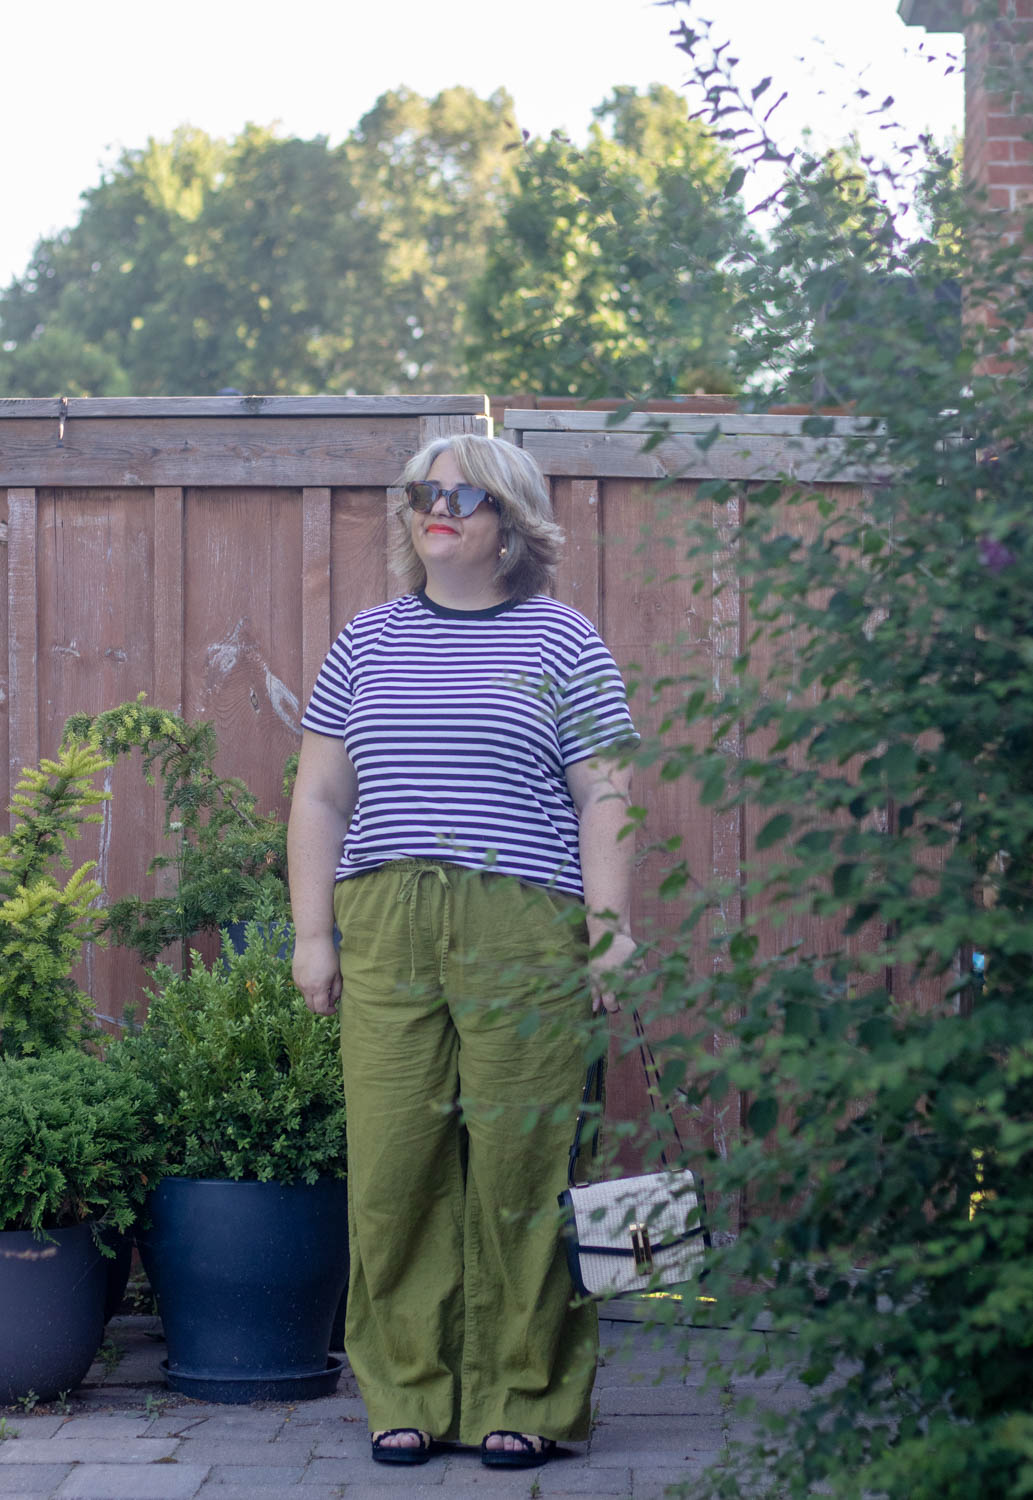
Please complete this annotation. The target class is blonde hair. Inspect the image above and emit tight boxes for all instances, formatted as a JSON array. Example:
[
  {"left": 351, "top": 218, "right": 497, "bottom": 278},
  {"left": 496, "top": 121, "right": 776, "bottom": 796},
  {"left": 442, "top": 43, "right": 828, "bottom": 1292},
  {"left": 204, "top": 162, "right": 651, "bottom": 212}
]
[{"left": 389, "top": 435, "right": 564, "bottom": 601}]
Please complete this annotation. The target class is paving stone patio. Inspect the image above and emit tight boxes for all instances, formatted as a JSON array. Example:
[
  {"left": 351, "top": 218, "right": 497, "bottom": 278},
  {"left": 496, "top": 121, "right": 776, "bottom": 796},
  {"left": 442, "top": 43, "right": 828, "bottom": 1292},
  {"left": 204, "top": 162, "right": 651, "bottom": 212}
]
[{"left": 0, "top": 1313, "right": 807, "bottom": 1498}]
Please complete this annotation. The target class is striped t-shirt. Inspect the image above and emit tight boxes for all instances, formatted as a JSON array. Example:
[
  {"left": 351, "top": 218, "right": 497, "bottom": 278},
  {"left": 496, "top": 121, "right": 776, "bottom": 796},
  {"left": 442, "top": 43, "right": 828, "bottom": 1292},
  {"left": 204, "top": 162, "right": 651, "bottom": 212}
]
[{"left": 301, "top": 589, "right": 638, "bottom": 898}]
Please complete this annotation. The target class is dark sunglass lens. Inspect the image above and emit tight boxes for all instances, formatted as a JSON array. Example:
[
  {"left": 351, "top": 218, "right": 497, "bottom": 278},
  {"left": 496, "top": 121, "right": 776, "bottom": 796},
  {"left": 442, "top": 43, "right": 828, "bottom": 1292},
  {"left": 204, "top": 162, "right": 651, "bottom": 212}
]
[
  {"left": 452, "top": 486, "right": 490, "bottom": 517},
  {"left": 406, "top": 483, "right": 436, "bottom": 512}
]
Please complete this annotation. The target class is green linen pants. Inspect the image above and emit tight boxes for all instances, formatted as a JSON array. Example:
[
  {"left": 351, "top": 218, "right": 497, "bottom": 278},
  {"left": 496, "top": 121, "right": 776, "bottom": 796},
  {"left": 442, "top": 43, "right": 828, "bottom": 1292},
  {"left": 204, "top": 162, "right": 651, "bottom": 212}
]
[{"left": 333, "top": 859, "right": 598, "bottom": 1446}]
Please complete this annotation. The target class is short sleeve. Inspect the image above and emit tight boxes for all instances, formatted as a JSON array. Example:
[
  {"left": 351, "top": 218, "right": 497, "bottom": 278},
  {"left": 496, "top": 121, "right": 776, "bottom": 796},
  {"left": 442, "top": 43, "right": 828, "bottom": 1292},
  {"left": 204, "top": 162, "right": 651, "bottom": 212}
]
[
  {"left": 556, "top": 632, "right": 639, "bottom": 767},
  {"left": 300, "top": 626, "right": 354, "bottom": 739}
]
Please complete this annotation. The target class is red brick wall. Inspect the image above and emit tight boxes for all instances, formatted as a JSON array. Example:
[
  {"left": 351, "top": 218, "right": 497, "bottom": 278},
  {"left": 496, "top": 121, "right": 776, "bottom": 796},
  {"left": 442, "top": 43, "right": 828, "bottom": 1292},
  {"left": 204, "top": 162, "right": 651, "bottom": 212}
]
[
  {"left": 965, "top": 0, "right": 1033, "bottom": 213},
  {"left": 961, "top": 1, "right": 1033, "bottom": 366}
]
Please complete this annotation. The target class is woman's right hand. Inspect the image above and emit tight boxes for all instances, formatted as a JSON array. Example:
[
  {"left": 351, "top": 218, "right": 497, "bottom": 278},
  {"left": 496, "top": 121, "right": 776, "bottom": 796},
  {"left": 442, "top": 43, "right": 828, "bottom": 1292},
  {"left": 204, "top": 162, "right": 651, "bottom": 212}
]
[{"left": 293, "top": 935, "right": 342, "bottom": 1016}]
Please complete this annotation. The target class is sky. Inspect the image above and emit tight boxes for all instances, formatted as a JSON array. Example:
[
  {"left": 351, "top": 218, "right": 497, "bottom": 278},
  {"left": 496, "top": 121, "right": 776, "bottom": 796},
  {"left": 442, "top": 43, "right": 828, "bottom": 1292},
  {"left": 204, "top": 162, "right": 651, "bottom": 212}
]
[{"left": 0, "top": 0, "right": 964, "bottom": 289}]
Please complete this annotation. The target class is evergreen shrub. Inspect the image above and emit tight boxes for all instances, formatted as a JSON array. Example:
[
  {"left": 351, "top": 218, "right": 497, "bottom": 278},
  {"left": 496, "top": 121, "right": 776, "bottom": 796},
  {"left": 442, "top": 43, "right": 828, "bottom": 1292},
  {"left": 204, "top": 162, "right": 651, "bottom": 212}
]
[
  {"left": 0, "top": 1049, "right": 157, "bottom": 1238},
  {"left": 119, "top": 925, "right": 346, "bottom": 1185},
  {"left": 0, "top": 743, "right": 110, "bottom": 1056}
]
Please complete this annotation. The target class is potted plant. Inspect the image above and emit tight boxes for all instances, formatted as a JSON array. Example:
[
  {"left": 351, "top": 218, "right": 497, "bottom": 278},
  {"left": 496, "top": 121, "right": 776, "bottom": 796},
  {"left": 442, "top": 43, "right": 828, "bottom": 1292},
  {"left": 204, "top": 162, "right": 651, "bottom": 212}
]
[
  {"left": 64, "top": 700, "right": 293, "bottom": 966},
  {"left": 0, "top": 1048, "right": 157, "bottom": 1403},
  {"left": 120, "top": 925, "right": 349, "bottom": 1402}
]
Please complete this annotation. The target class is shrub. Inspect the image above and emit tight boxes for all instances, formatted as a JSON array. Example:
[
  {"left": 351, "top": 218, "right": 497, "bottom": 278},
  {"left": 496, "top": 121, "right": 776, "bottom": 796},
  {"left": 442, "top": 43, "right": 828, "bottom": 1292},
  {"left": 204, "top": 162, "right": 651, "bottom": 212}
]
[
  {"left": 119, "top": 925, "right": 346, "bottom": 1184},
  {"left": 552, "top": 5, "right": 1033, "bottom": 1497},
  {"left": 0, "top": 743, "right": 110, "bottom": 1056},
  {"left": 0, "top": 1049, "right": 157, "bottom": 1237}
]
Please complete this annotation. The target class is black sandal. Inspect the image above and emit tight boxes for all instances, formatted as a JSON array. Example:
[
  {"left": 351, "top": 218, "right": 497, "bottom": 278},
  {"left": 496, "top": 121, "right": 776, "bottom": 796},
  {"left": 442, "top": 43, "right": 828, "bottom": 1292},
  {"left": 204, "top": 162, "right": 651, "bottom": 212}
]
[
  {"left": 371, "top": 1428, "right": 434, "bottom": 1465},
  {"left": 480, "top": 1431, "right": 556, "bottom": 1468}
]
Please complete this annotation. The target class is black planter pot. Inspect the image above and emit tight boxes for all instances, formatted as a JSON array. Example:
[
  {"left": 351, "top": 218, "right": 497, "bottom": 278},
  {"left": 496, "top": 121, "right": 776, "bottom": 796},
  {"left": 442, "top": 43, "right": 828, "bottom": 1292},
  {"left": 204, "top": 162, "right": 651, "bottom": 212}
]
[
  {"left": 0, "top": 1221, "right": 108, "bottom": 1404},
  {"left": 137, "top": 1176, "right": 349, "bottom": 1403}
]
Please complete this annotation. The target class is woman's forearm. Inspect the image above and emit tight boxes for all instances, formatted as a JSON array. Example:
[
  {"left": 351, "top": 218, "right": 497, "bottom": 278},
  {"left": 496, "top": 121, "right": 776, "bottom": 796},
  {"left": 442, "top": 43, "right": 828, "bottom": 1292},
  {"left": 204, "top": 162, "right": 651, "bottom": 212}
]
[
  {"left": 287, "top": 733, "right": 357, "bottom": 1014},
  {"left": 571, "top": 760, "right": 635, "bottom": 1014},
  {"left": 578, "top": 791, "right": 635, "bottom": 943}
]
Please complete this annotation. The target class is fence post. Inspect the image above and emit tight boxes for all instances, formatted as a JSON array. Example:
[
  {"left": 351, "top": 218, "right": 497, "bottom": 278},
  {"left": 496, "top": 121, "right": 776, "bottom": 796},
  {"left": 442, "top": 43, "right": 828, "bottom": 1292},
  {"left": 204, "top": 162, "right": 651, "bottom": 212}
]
[{"left": 7, "top": 488, "right": 39, "bottom": 799}]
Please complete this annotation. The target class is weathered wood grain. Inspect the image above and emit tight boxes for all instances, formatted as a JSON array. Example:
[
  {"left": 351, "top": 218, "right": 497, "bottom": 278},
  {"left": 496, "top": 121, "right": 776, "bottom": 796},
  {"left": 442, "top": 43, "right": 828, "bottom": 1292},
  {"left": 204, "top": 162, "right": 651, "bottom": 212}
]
[
  {"left": 0, "top": 395, "right": 491, "bottom": 420},
  {"left": 507, "top": 408, "right": 884, "bottom": 437},
  {"left": 417, "top": 413, "right": 493, "bottom": 446},
  {"left": 0, "top": 416, "right": 426, "bottom": 487},
  {"left": 182, "top": 487, "right": 303, "bottom": 813},
  {"left": 153, "top": 488, "right": 184, "bottom": 715},
  {"left": 302, "top": 488, "right": 333, "bottom": 705},
  {"left": 331, "top": 488, "right": 392, "bottom": 627},
  {"left": 594, "top": 476, "right": 717, "bottom": 1172},
  {"left": 152, "top": 487, "right": 185, "bottom": 913},
  {"left": 523, "top": 429, "right": 888, "bottom": 485},
  {"left": 34, "top": 487, "right": 163, "bottom": 1021},
  {"left": 552, "top": 478, "right": 601, "bottom": 621}
]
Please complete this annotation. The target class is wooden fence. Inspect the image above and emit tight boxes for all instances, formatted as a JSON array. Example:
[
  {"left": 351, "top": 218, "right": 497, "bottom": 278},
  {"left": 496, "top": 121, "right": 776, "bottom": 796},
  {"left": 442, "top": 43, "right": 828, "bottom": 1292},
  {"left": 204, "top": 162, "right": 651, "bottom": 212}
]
[{"left": 1, "top": 394, "right": 886, "bottom": 1173}]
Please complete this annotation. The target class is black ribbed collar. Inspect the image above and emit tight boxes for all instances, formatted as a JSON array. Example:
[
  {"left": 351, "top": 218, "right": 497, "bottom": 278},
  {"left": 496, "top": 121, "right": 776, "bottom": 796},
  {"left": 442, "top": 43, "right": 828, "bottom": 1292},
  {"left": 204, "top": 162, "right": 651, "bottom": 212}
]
[{"left": 415, "top": 588, "right": 521, "bottom": 620}]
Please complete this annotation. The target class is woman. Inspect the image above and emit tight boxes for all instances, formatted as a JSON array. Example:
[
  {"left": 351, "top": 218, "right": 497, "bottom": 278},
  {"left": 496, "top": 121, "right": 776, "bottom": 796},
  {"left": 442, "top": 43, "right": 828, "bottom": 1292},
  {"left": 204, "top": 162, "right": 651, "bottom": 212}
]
[{"left": 288, "top": 434, "right": 637, "bottom": 1469}]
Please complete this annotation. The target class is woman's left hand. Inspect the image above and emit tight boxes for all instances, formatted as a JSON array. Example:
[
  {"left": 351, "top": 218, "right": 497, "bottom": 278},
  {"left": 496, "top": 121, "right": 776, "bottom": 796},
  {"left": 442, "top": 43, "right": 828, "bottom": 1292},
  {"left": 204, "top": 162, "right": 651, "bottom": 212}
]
[{"left": 589, "top": 932, "right": 638, "bottom": 1014}]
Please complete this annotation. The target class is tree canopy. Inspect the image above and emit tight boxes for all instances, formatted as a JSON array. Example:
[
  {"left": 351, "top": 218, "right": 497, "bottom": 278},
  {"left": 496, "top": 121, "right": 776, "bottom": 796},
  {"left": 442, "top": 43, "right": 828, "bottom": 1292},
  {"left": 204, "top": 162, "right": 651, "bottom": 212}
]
[
  {"left": 0, "top": 84, "right": 750, "bottom": 399},
  {"left": 0, "top": 81, "right": 962, "bottom": 403},
  {"left": 0, "top": 89, "right": 520, "bottom": 397},
  {"left": 464, "top": 84, "right": 748, "bottom": 398}
]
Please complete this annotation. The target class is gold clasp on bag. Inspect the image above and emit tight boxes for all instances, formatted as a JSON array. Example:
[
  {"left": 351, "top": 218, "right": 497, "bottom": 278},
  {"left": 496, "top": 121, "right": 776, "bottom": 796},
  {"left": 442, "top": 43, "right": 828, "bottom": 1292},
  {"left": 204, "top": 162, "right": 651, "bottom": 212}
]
[{"left": 630, "top": 1223, "right": 653, "bottom": 1274}]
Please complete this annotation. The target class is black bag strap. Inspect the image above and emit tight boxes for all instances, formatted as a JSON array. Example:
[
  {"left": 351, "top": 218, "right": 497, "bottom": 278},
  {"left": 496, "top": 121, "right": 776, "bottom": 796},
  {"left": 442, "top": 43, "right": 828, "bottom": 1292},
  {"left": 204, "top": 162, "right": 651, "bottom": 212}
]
[
  {"left": 567, "top": 1007, "right": 686, "bottom": 1188},
  {"left": 567, "top": 1056, "right": 604, "bottom": 1189}
]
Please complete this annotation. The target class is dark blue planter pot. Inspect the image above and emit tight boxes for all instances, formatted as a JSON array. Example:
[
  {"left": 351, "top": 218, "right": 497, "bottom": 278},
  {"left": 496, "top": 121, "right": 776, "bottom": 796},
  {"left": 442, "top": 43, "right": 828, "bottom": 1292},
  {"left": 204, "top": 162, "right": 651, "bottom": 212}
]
[
  {"left": 101, "top": 1229, "right": 134, "bottom": 1323},
  {"left": 137, "top": 1177, "right": 349, "bottom": 1403},
  {"left": 224, "top": 921, "right": 339, "bottom": 962},
  {"left": 0, "top": 1221, "right": 107, "bottom": 1404},
  {"left": 330, "top": 1242, "right": 350, "bottom": 1351},
  {"left": 224, "top": 921, "right": 294, "bottom": 961}
]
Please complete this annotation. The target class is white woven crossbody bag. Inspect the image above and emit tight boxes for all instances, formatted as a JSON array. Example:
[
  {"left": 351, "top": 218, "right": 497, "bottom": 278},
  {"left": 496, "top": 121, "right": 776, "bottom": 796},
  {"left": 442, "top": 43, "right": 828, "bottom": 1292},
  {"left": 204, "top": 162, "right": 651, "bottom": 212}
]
[{"left": 558, "top": 1013, "right": 708, "bottom": 1299}]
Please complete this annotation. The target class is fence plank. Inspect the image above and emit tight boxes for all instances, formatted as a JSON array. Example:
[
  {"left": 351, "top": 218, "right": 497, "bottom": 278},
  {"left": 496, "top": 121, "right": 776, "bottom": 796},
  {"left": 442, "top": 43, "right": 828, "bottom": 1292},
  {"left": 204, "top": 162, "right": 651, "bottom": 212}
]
[
  {"left": 417, "top": 413, "right": 493, "bottom": 445},
  {"left": 552, "top": 478, "right": 601, "bottom": 620},
  {"left": 331, "top": 489, "right": 392, "bottom": 629},
  {"left": 595, "top": 477, "right": 715, "bottom": 1171},
  {"left": 507, "top": 409, "right": 882, "bottom": 437},
  {"left": 34, "top": 487, "right": 162, "bottom": 1021},
  {"left": 183, "top": 488, "right": 303, "bottom": 809},
  {"left": 302, "top": 488, "right": 332, "bottom": 705},
  {"left": 523, "top": 429, "right": 884, "bottom": 484},
  {"left": 152, "top": 487, "right": 185, "bottom": 932},
  {"left": 0, "top": 416, "right": 427, "bottom": 487},
  {"left": 0, "top": 395, "right": 491, "bottom": 420},
  {"left": 153, "top": 488, "right": 184, "bottom": 715},
  {"left": 7, "top": 488, "right": 39, "bottom": 789}
]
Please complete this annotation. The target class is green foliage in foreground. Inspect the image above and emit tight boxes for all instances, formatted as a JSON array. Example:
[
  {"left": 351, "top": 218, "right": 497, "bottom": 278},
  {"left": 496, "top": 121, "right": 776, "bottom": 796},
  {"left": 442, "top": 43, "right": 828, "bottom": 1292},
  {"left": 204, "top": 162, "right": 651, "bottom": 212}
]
[
  {"left": 0, "top": 1049, "right": 157, "bottom": 1235},
  {"left": 573, "top": 5, "right": 1033, "bottom": 1498},
  {"left": 0, "top": 743, "right": 110, "bottom": 1056},
  {"left": 117, "top": 926, "right": 347, "bottom": 1185}
]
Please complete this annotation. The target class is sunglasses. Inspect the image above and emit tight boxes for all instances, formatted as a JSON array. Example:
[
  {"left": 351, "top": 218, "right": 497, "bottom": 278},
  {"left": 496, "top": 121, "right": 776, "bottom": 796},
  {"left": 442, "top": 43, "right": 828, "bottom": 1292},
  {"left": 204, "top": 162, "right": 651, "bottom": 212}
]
[{"left": 405, "top": 481, "right": 497, "bottom": 518}]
